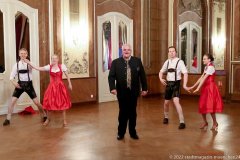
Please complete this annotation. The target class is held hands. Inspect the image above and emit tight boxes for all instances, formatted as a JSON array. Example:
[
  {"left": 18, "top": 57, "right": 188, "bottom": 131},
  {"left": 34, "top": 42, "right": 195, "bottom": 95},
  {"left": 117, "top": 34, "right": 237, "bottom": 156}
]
[
  {"left": 187, "top": 86, "right": 199, "bottom": 93},
  {"left": 193, "top": 88, "right": 200, "bottom": 93},
  {"left": 111, "top": 89, "right": 117, "bottom": 95},
  {"left": 183, "top": 86, "right": 191, "bottom": 93},
  {"left": 188, "top": 86, "right": 195, "bottom": 90}
]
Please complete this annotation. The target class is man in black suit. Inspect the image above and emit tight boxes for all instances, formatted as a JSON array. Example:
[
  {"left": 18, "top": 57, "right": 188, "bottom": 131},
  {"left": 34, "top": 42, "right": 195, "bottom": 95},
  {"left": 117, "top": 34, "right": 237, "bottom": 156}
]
[{"left": 108, "top": 44, "right": 148, "bottom": 140}]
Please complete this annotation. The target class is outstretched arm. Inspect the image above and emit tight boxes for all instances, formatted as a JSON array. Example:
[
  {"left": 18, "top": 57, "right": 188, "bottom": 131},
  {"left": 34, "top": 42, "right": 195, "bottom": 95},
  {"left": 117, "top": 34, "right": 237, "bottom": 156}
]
[
  {"left": 63, "top": 71, "right": 72, "bottom": 90},
  {"left": 24, "top": 59, "right": 46, "bottom": 71},
  {"left": 180, "top": 60, "right": 190, "bottom": 92},
  {"left": 182, "top": 73, "right": 189, "bottom": 90},
  {"left": 190, "top": 73, "right": 204, "bottom": 90},
  {"left": 182, "top": 73, "right": 191, "bottom": 93},
  {"left": 193, "top": 74, "right": 209, "bottom": 93}
]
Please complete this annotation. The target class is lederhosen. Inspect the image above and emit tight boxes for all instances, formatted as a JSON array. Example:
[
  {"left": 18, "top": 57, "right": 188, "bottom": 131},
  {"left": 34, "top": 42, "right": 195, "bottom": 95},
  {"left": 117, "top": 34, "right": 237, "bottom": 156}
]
[
  {"left": 164, "top": 59, "right": 181, "bottom": 100},
  {"left": 12, "top": 62, "right": 37, "bottom": 99}
]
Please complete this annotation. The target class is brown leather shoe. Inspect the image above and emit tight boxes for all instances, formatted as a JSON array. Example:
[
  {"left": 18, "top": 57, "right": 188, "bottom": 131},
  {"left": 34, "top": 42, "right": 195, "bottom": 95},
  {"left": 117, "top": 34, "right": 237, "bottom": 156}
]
[
  {"left": 130, "top": 134, "right": 139, "bottom": 140},
  {"left": 3, "top": 119, "right": 10, "bottom": 126},
  {"left": 163, "top": 118, "right": 168, "bottom": 124},
  {"left": 178, "top": 123, "right": 186, "bottom": 129}
]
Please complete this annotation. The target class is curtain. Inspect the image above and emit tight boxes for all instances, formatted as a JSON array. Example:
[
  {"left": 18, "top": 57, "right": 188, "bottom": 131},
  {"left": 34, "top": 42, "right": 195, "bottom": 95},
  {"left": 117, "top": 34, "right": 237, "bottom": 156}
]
[
  {"left": 102, "top": 21, "right": 112, "bottom": 72},
  {"left": 118, "top": 21, "right": 127, "bottom": 57}
]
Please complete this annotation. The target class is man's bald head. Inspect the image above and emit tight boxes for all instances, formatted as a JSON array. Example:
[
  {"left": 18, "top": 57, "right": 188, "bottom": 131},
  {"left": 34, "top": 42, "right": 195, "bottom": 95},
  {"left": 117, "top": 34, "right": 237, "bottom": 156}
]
[{"left": 122, "top": 44, "right": 132, "bottom": 60}]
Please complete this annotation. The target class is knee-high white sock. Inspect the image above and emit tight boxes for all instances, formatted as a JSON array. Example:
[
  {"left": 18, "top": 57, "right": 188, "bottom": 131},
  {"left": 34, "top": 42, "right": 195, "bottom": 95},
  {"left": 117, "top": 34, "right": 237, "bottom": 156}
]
[
  {"left": 164, "top": 112, "right": 169, "bottom": 118},
  {"left": 175, "top": 105, "right": 184, "bottom": 123},
  {"left": 178, "top": 114, "right": 184, "bottom": 123},
  {"left": 7, "top": 114, "right": 11, "bottom": 120}
]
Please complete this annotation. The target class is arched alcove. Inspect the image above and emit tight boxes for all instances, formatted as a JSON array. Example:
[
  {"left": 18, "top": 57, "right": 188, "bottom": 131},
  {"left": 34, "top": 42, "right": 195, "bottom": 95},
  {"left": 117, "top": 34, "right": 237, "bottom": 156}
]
[
  {"left": 0, "top": 0, "right": 39, "bottom": 114},
  {"left": 173, "top": 0, "right": 209, "bottom": 73}
]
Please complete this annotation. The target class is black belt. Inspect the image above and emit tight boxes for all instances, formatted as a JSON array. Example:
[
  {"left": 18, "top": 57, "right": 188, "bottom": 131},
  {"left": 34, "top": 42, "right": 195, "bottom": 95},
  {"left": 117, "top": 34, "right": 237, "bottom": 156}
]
[
  {"left": 167, "top": 80, "right": 181, "bottom": 85},
  {"left": 18, "top": 69, "right": 28, "bottom": 73},
  {"left": 167, "top": 68, "right": 176, "bottom": 72}
]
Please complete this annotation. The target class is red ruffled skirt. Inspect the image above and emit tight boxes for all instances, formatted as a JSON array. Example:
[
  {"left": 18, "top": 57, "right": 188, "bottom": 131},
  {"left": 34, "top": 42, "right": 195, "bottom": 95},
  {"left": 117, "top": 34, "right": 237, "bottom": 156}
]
[
  {"left": 199, "top": 77, "right": 223, "bottom": 114},
  {"left": 43, "top": 81, "right": 71, "bottom": 111}
]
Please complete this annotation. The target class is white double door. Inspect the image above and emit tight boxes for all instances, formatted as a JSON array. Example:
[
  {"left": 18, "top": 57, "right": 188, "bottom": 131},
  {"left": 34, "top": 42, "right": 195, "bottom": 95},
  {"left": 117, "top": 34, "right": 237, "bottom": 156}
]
[
  {"left": 179, "top": 21, "right": 202, "bottom": 73},
  {"left": 98, "top": 12, "right": 133, "bottom": 103},
  {"left": 0, "top": 0, "right": 39, "bottom": 114}
]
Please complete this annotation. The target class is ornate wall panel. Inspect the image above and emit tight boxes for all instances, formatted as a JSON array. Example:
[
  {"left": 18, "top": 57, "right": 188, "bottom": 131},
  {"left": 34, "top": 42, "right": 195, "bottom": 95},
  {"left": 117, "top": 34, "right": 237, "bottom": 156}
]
[
  {"left": 211, "top": 0, "right": 226, "bottom": 70},
  {"left": 61, "top": 0, "right": 89, "bottom": 78}
]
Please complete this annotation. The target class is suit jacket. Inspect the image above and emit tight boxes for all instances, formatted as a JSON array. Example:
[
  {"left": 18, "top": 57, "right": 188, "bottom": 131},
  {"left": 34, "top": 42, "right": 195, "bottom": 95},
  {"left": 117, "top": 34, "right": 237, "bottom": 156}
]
[{"left": 108, "top": 56, "right": 147, "bottom": 97}]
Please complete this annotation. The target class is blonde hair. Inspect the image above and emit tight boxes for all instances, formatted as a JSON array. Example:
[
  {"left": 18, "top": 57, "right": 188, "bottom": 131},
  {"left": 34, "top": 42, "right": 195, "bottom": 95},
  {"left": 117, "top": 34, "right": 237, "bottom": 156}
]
[
  {"left": 51, "top": 54, "right": 59, "bottom": 58},
  {"left": 19, "top": 48, "right": 28, "bottom": 54}
]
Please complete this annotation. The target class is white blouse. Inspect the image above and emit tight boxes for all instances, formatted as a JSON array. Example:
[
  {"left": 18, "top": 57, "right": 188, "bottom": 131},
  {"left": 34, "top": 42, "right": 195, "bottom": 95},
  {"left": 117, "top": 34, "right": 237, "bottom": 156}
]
[
  {"left": 43, "top": 64, "right": 68, "bottom": 73},
  {"left": 204, "top": 65, "right": 215, "bottom": 75}
]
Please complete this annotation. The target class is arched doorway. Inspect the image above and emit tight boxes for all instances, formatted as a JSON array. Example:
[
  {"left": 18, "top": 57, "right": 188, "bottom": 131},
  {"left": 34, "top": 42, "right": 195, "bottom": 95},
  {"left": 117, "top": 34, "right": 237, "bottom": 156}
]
[
  {"left": 0, "top": 0, "right": 39, "bottom": 114},
  {"left": 97, "top": 12, "right": 133, "bottom": 103}
]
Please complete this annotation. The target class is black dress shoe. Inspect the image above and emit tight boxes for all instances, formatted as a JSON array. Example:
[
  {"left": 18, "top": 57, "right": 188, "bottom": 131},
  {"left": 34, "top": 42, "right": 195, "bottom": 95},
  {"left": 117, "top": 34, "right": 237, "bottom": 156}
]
[
  {"left": 43, "top": 116, "right": 47, "bottom": 122},
  {"left": 3, "top": 119, "right": 10, "bottom": 126},
  {"left": 117, "top": 135, "right": 124, "bottom": 140},
  {"left": 163, "top": 118, "right": 169, "bottom": 124},
  {"left": 130, "top": 134, "right": 139, "bottom": 140},
  {"left": 178, "top": 123, "right": 186, "bottom": 129}
]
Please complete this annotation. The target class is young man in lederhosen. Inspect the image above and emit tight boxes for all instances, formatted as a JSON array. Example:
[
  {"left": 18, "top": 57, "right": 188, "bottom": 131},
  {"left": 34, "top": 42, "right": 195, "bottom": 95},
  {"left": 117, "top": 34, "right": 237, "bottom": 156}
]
[
  {"left": 159, "top": 46, "right": 190, "bottom": 129},
  {"left": 3, "top": 48, "right": 47, "bottom": 126}
]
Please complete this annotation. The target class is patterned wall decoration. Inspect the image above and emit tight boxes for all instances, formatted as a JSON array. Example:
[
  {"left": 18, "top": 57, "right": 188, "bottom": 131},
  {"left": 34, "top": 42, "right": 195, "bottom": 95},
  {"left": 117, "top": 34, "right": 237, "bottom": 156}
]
[
  {"left": 179, "top": 0, "right": 202, "bottom": 16},
  {"left": 63, "top": 51, "right": 88, "bottom": 75},
  {"left": 61, "top": 0, "right": 89, "bottom": 78},
  {"left": 96, "top": 0, "right": 134, "bottom": 8},
  {"left": 212, "top": 0, "right": 226, "bottom": 70}
]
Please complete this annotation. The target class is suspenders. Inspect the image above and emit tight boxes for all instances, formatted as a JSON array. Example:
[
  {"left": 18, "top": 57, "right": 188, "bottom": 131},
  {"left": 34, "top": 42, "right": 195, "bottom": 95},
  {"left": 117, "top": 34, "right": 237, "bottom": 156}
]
[
  {"left": 17, "top": 61, "right": 30, "bottom": 81},
  {"left": 175, "top": 60, "right": 180, "bottom": 81},
  {"left": 166, "top": 59, "right": 180, "bottom": 82}
]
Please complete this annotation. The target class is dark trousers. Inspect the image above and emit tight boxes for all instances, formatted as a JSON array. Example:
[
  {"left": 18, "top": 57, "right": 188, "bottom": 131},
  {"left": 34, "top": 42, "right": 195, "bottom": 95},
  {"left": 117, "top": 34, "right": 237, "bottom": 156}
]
[{"left": 117, "top": 89, "right": 138, "bottom": 136}]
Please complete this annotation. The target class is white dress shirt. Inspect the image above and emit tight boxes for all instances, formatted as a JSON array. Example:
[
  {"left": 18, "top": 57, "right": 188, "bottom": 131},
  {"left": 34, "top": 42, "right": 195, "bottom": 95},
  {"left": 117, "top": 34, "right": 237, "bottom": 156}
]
[
  {"left": 43, "top": 64, "right": 68, "bottom": 72},
  {"left": 160, "top": 58, "right": 188, "bottom": 81},
  {"left": 10, "top": 61, "right": 33, "bottom": 81}
]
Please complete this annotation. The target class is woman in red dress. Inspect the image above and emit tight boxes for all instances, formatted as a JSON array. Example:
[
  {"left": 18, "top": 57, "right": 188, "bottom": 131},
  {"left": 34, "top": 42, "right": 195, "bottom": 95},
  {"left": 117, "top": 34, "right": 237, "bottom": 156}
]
[
  {"left": 190, "top": 54, "right": 223, "bottom": 130},
  {"left": 25, "top": 55, "right": 72, "bottom": 127}
]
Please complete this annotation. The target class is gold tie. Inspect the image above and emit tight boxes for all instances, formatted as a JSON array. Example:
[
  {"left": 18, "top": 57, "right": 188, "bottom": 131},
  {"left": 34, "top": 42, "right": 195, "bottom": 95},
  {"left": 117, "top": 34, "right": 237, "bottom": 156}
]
[{"left": 126, "top": 60, "right": 131, "bottom": 89}]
